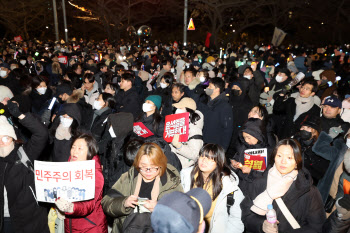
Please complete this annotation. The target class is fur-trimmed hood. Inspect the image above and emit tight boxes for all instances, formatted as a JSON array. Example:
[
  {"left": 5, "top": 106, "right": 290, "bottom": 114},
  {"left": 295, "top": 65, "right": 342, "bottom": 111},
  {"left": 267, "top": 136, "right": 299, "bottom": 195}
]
[
  {"left": 66, "top": 89, "right": 84, "bottom": 104},
  {"left": 181, "top": 76, "right": 201, "bottom": 90}
]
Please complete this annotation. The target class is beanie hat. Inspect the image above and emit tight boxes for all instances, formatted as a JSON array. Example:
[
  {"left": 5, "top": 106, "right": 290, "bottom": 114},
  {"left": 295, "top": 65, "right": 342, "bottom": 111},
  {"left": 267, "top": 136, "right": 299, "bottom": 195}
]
[
  {"left": 206, "top": 56, "right": 215, "bottom": 63},
  {"left": 0, "top": 116, "right": 17, "bottom": 140},
  {"left": 320, "top": 70, "right": 336, "bottom": 83},
  {"left": 56, "top": 83, "right": 73, "bottom": 97},
  {"left": 151, "top": 188, "right": 212, "bottom": 233},
  {"left": 231, "top": 82, "right": 242, "bottom": 91},
  {"left": 145, "top": 95, "right": 162, "bottom": 110},
  {"left": 173, "top": 97, "right": 197, "bottom": 111},
  {"left": 302, "top": 116, "right": 321, "bottom": 133},
  {"left": 0, "top": 86, "right": 14, "bottom": 102}
]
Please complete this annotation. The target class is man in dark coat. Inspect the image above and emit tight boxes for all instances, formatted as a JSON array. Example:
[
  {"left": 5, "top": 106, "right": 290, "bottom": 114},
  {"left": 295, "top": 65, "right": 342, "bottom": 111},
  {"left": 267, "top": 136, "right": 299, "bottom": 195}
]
[
  {"left": 197, "top": 78, "right": 233, "bottom": 151},
  {"left": 273, "top": 78, "right": 321, "bottom": 139},
  {"left": 115, "top": 73, "right": 141, "bottom": 119}
]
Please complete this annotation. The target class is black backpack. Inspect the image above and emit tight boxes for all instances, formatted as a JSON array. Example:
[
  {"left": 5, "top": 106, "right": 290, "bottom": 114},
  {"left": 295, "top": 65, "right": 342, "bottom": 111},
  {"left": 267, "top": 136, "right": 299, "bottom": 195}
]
[{"left": 122, "top": 211, "right": 153, "bottom": 233}]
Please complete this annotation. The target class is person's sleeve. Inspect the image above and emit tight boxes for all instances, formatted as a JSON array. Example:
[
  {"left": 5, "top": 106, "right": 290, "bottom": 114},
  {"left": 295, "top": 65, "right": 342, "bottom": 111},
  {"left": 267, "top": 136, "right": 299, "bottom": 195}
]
[
  {"left": 291, "top": 187, "right": 326, "bottom": 233},
  {"left": 253, "top": 70, "right": 265, "bottom": 89},
  {"left": 21, "top": 113, "right": 49, "bottom": 162},
  {"left": 101, "top": 173, "right": 133, "bottom": 218},
  {"left": 312, "top": 131, "right": 345, "bottom": 161},
  {"left": 240, "top": 195, "right": 265, "bottom": 233},
  {"left": 66, "top": 168, "right": 104, "bottom": 217},
  {"left": 220, "top": 105, "right": 234, "bottom": 151},
  {"left": 273, "top": 95, "right": 288, "bottom": 113},
  {"left": 227, "top": 189, "right": 245, "bottom": 233},
  {"left": 118, "top": 93, "right": 141, "bottom": 118}
]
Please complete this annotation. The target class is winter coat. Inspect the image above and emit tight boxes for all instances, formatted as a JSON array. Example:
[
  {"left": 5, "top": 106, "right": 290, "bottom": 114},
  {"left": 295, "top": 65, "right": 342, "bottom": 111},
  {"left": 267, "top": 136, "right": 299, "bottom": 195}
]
[
  {"left": 241, "top": 167, "right": 326, "bottom": 233},
  {"left": 84, "top": 82, "right": 101, "bottom": 106},
  {"left": 320, "top": 115, "right": 350, "bottom": 137},
  {"left": 170, "top": 110, "right": 204, "bottom": 169},
  {"left": 67, "top": 90, "right": 94, "bottom": 131},
  {"left": 239, "top": 70, "right": 264, "bottom": 106},
  {"left": 29, "top": 87, "right": 53, "bottom": 115},
  {"left": 0, "top": 113, "right": 49, "bottom": 233},
  {"left": 153, "top": 86, "right": 173, "bottom": 117},
  {"left": 273, "top": 95, "right": 321, "bottom": 139},
  {"left": 181, "top": 167, "right": 245, "bottom": 233},
  {"left": 87, "top": 107, "right": 113, "bottom": 142},
  {"left": 197, "top": 93, "right": 234, "bottom": 151},
  {"left": 313, "top": 131, "right": 348, "bottom": 203},
  {"left": 181, "top": 76, "right": 203, "bottom": 103},
  {"left": 115, "top": 87, "right": 142, "bottom": 119},
  {"left": 64, "top": 155, "right": 107, "bottom": 233},
  {"left": 101, "top": 164, "right": 183, "bottom": 233},
  {"left": 138, "top": 113, "right": 165, "bottom": 138}
]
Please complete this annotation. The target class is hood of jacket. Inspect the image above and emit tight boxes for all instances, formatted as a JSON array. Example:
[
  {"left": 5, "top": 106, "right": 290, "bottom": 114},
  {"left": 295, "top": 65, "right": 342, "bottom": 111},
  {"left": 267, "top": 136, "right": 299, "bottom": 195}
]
[
  {"left": 108, "top": 112, "right": 134, "bottom": 142},
  {"left": 58, "top": 103, "right": 82, "bottom": 125},
  {"left": 239, "top": 118, "right": 267, "bottom": 147}
]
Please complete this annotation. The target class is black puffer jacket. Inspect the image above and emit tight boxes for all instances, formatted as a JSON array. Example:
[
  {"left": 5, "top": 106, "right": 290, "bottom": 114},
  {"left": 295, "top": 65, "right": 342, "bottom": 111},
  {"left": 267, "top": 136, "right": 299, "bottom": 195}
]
[
  {"left": 88, "top": 107, "right": 114, "bottom": 142},
  {"left": 0, "top": 113, "right": 49, "bottom": 233},
  {"left": 115, "top": 87, "right": 142, "bottom": 120},
  {"left": 241, "top": 167, "right": 326, "bottom": 233}
]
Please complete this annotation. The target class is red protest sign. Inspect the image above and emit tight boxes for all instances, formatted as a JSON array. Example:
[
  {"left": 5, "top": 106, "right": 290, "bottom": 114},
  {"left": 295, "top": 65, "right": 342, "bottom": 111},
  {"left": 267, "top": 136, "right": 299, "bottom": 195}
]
[
  {"left": 14, "top": 36, "right": 23, "bottom": 42},
  {"left": 58, "top": 56, "right": 68, "bottom": 64},
  {"left": 73, "top": 45, "right": 80, "bottom": 50},
  {"left": 243, "top": 148, "right": 267, "bottom": 172},
  {"left": 133, "top": 122, "right": 154, "bottom": 138},
  {"left": 163, "top": 112, "right": 189, "bottom": 143}
]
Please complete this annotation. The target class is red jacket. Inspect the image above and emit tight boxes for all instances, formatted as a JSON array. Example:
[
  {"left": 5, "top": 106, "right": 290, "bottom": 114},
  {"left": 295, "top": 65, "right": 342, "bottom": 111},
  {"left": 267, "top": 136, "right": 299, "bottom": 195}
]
[{"left": 64, "top": 155, "right": 107, "bottom": 233}]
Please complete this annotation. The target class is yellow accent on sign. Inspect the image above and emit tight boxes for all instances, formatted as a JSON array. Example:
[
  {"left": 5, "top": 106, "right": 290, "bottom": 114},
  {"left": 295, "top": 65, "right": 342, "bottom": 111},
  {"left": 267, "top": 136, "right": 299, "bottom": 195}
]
[{"left": 187, "top": 18, "right": 195, "bottom": 31}]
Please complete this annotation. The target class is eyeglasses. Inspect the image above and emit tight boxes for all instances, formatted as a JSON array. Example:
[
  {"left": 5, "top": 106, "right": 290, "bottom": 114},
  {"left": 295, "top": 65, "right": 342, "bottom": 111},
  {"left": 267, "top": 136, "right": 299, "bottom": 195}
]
[
  {"left": 139, "top": 167, "right": 159, "bottom": 173},
  {"left": 199, "top": 156, "right": 216, "bottom": 164}
]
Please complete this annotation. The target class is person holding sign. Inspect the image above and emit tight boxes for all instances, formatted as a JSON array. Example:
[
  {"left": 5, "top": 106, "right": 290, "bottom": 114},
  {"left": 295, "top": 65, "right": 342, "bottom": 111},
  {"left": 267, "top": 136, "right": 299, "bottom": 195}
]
[
  {"left": 170, "top": 97, "right": 204, "bottom": 169},
  {"left": 241, "top": 139, "right": 325, "bottom": 233},
  {"left": 0, "top": 101, "right": 49, "bottom": 233},
  {"left": 136, "top": 95, "right": 164, "bottom": 138},
  {"left": 181, "top": 144, "right": 245, "bottom": 233},
  {"left": 101, "top": 142, "right": 183, "bottom": 233},
  {"left": 55, "top": 133, "right": 107, "bottom": 233}
]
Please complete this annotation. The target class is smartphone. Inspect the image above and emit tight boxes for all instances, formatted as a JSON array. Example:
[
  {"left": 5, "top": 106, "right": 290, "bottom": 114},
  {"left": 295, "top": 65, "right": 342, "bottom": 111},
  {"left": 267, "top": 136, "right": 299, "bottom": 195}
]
[
  {"left": 327, "top": 81, "right": 333, "bottom": 87},
  {"left": 275, "top": 63, "right": 280, "bottom": 67},
  {"left": 137, "top": 197, "right": 149, "bottom": 205},
  {"left": 48, "top": 97, "right": 57, "bottom": 110},
  {"left": 142, "top": 65, "right": 145, "bottom": 71}
]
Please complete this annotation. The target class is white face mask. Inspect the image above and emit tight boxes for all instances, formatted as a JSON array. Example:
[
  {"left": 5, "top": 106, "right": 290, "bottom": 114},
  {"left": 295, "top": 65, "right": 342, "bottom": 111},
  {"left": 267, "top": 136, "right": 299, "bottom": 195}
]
[
  {"left": 275, "top": 75, "right": 284, "bottom": 83},
  {"left": 243, "top": 75, "right": 251, "bottom": 80},
  {"left": 199, "top": 76, "right": 206, "bottom": 83},
  {"left": 175, "top": 108, "right": 187, "bottom": 114},
  {"left": 20, "top": 60, "right": 26, "bottom": 66},
  {"left": 0, "top": 70, "right": 7, "bottom": 77},
  {"left": 93, "top": 100, "right": 103, "bottom": 110},
  {"left": 160, "top": 83, "right": 168, "bottom": 89},
  {"left": 37, "top": 87, "right": 47, "bottom": 95},
  {"left": 223, "top": 61, "right": 226, "bottom": 65},
  {"left": 10, "top": 66, "right": 16, "bottom": 71},
  {"left": 347, "top": 138, "right": 350, "bottom": 148},
  {"left": 210, "top": 61, "right": 216, "bottom": 66},
  {"left": 18, "top": 49, "right": 23, "bottom": 53},
  {"left": 60, "top": 116, "right": 73, "bottom": 128},
  {"left": 217, "top": 73, "right": 223, "bottom": 78},
  {"left": 109, "top": 126, "right": 117, "bottom": 138},
  {"left": 193, "top": 58, "right": 198, "bottom": 61},
  {"left": 0, "top": 142, "right": 14, "bottom": 158},
  {"left": 142, "top": 103, "right": 153, "bottom": 113},
  {"left": 171, "top": 68, "right": 175, "bottom": 73}
]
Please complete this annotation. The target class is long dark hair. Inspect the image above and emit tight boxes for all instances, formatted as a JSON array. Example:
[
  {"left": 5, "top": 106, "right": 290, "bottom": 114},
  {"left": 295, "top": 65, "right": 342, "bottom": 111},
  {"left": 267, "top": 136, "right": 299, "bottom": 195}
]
[
  {"left": 270, "top": 139, "right": 303, "bottom": 170},
  {"left": 190, "top": 144, "right": 230, "bottom": 201},
  {"left": 136, "top": 106, "right": 162, "bottom": 134}
]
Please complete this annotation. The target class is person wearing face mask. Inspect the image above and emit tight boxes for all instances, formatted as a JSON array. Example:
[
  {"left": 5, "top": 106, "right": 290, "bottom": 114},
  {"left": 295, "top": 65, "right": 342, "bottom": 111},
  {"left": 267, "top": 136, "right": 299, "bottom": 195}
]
[
  {"left": 18, "top": 56, "right": 29, "bottom": 73},
  {"left": 293, "top": 116, "right": 329, "bottom": 186},
  {"left": 0, "top": 101, "right": 50, "bottom": 233},
  {"left": 137, "top": 95, "right": 164, "bottom": 138},
  {"left": 240, "top": 63, "right": 264, "bottom": 105},
  {"left": 197, "top": 78, "right": 233, "bottom": 151},
  {"left": 29, "top": 76, "right": 53, "bottom": 115},
  {"left": 152, "top": 72, "right": 174, "bottom": 117},
  {"left": 181, "top": 68, "right": 205, "bottom": 103},
  {"left": 0, "top": 64, "right": 11, "bottom": 86},
  {"left": 87, "top": 93, "right": 116, "bottom": 142},
  {"left": 170, "top": 97, "right": 204, "bottom": 169},
  {"left": 49, "top": 103, "right": 81, "bottom": 162}
]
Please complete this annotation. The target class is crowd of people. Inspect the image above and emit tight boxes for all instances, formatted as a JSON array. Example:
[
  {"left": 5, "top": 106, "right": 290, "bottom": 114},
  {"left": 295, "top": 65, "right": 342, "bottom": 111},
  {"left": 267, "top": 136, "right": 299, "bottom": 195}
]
[{"left": 0, "top": 38, "right": 350, "bottom": 233}]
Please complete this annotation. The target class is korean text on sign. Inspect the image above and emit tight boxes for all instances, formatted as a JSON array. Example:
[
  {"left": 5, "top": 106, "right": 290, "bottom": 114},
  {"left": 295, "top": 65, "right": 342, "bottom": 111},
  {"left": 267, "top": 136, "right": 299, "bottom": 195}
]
[{"left": 163, "top": 112, "right": 190, "bottom": 143}]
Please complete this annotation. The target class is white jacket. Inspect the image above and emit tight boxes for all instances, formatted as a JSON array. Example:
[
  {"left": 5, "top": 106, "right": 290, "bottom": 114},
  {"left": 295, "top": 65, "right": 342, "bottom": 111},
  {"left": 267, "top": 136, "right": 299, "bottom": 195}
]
[
  {"left": 171, "top": 111, "right": 204, "bottom": 169},
  {"left": 181, "top": 166, "right": 245, "bottom": 233}
]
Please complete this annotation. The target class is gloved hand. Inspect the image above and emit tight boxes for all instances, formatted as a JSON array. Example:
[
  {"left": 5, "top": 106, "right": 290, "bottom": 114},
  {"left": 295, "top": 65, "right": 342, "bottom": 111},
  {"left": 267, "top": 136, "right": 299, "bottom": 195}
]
[
  {"left": 56, "top": 209, "right": 66, "bottom": 220},
  {"left": 336, "top": 194, "right": 350, "bottom": 220},
  {"left": 329, "top": 126, "right": 344, "bottom": 139},
  {"left": 7, "top": 101, "right": 22, "bottom": 118},
  {"left": 262, "top": 220, "right": 278, "bottom": 233},
  {"left": 41, "top": 109, "right": 52, "bottom": 126},
  {"left": 55, "top": 198, "right": 74, "bottom": 213}
]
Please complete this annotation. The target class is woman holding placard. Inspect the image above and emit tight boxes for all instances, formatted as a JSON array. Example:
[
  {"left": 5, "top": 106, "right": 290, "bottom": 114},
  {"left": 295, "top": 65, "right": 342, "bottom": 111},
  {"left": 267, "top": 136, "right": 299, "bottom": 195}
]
[
  {"left": 54, "top": 133, "right": 107, "bottom": 233},
  {"left": 170, "top": 97, "right": 204, "bottom": 169}
]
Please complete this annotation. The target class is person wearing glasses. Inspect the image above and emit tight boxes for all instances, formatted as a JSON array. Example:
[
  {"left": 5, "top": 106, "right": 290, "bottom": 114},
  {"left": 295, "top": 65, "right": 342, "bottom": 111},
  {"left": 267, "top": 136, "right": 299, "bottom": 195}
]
[
  {"left": 180, "top": 144, "right": 245, "bottom": 233},
  {"left": 101, "top": 142, "right": 183, "bottom": 233}
]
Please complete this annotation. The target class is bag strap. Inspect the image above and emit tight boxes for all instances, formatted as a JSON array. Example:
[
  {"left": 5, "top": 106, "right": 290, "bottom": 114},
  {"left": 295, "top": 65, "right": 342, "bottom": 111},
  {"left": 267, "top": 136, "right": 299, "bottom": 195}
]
[
  {"left": 226, "top": 192, "right": 235, "bottom": 215},
  {"left": 275, "top": 197, "right": 300, "bottom": 229},
  {"left": 188, "top": 135, "right": 203, "bottom": 141},
  {"left": 17, "top": 146, "right": 34, "bottom": 173}
]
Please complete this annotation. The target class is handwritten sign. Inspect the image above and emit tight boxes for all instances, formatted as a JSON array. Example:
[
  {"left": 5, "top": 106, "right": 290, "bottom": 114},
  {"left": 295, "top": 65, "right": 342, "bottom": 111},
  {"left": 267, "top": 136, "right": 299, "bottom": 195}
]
[
  {"left": 133, "top": 122, "right": 154, "bottom": 138},
  {"left": 34, "top": 160, "right": 95, "bottom": 203},
  {"left": 244, "top": 148, "right": 267, "bottom": 172},
  {"left": 163, "top": 112, "right": 189, "bottom": 143}
]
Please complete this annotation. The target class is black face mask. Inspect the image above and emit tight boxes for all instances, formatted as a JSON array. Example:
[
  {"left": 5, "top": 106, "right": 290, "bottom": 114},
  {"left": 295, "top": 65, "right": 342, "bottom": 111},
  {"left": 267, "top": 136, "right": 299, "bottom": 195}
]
[
  {"left": 300, "top": 130, "right": 312, "bottom": 141},
  {"left": 233, "top": 90, "right": 240, "bottom": 96}
]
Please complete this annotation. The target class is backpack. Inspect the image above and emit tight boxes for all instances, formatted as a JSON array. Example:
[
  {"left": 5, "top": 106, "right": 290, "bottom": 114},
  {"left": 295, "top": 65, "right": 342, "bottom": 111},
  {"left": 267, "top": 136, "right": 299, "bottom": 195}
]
[{"left": 122, "top": 211, "right": 153, "bottom": 233}]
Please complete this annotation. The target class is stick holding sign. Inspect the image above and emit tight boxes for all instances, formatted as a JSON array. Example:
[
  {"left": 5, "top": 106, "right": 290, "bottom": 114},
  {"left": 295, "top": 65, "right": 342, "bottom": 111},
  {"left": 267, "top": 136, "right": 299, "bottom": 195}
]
[
  {"left": 163, "top": 112, "right": 190, "bottom": 143},
  {"left": 34, "top": 160, "right": 95, "bottom": 203}
]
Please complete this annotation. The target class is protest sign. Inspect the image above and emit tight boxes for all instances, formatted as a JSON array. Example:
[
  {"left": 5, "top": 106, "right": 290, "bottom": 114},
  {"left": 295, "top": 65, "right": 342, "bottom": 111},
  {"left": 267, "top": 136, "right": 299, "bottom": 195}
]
[
  {"left": 243, "top": 148, "right": 267, "bottom": 172},
  {"left": 34, "top": 160, "right": 95, "bottom": 203},
  {"left": 271, "top": 27, "right": 286, "bottom": 46},
  {"left": 133, "top": 122, "right": 154, "bottom": 138},
  {"left": 14, "top": 35, "right": 23, "bottom": 42},
  {"left": 163, "top": 112, "right": 189, "bottom": 143},
  {"left": 58, "top": 56, "right": 68, "bottom": 64}
]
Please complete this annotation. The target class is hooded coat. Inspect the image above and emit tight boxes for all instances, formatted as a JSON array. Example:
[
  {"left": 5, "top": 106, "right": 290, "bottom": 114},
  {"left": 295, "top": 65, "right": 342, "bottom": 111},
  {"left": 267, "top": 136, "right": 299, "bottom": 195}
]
[
  {"left": 115, "top": 87, "right": 142, "bottom": 120},
  {"left": 241, "top": 167, "right": 326, "bottom": 233},
  {"left": 64, "top": 155, "right": 107, "bottom": 233},
  {"left": 0, "top": 113, "right": 49, "bottom": 233}
]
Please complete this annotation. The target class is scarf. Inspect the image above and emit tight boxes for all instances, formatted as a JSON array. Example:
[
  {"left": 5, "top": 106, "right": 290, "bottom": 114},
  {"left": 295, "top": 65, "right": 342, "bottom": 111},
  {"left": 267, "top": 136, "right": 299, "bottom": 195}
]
[
  {"left": 55, "top": 124, "right": 72, "bottom": 140},
  {"left": 251, "top": 165, "right": 298, "bottom": 215},
  {"left": 293, "top": 93, "right": 314, "bottom": 122}
]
